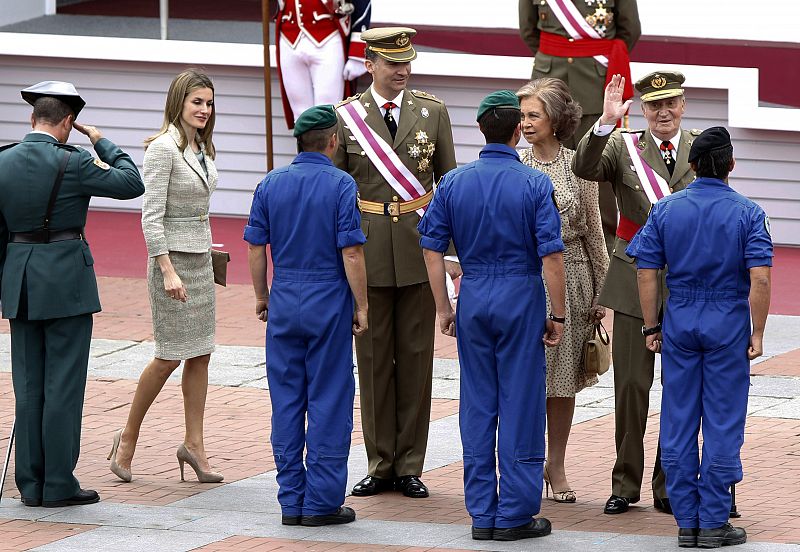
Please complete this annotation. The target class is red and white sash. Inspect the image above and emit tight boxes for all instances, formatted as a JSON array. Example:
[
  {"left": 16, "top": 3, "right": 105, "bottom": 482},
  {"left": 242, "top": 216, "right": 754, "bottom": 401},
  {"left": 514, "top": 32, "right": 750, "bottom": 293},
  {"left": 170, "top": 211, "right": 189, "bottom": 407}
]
[
  {"left": 337, "top": 99, "right": 428, "bottom": 216},
  {"left": 545, "top": 0, "right": 608, "bottom": 66},
  {"left": 621, "top": 133, "right": 671, "bottom": 204}
]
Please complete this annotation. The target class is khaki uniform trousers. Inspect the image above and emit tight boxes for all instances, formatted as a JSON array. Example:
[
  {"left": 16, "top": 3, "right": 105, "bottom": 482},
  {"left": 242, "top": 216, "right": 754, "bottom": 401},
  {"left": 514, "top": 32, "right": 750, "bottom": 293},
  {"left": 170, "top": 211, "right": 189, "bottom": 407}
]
[
  {"left": 355, "top": 282, "right": 435, "bottom": 479},
  {"left": 611, "top": 311, "right": 667, "bottom": 501}
]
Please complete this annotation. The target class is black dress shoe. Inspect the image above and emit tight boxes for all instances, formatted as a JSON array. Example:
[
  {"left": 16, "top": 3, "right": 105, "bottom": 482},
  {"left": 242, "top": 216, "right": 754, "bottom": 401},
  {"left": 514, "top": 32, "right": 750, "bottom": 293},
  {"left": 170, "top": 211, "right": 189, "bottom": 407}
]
[
  {"left": 679, "top": 528, "right": 699, "bottom": 548},
  {"left": 21, "top": 496, "right": 42, "bottom": 507},
  {"left": 351, "top": 475, "right": 394, "bottom": 496},
  {"left": 654, "top": 496, "right": 673, "bottom": 514},
  {"left": 301, "top": 506, "right": 356, "bottom": 527},
  {"left": 493, "top": 518, "right": 552, "bottom": 541},
  {"left": 42, "top": 489, "right": 100, "bottom": 508},
  {"left": 471, "top": 526, "right": 493, "bottom": 540},
  {"left": 697, "top": 523, "right": 747, "bottom": 548},
  {"left": 281, "top": 514, "right": 301, "bottom": 525},
  {"left": 604, "top": 495, "right": 631, "bottom": 514},
  {"left": 396, "top": 475, "right": 429, "bottom": 498}
]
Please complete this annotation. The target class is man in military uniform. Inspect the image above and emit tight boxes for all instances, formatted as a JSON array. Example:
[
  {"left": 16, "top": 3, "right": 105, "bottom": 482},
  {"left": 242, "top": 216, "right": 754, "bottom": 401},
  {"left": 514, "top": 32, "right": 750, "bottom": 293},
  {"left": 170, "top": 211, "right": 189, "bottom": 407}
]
[
  {"left": 627, "top": 127, "right": 772, "bottom": 548},
  {"left": 572, "top": 72, "right": 700, "bottom": 515},
  {"left": 245, "top": 105, "right": 368, "bottom": 527},
  {"left": 519, "top": 0, "right": 641, "bottom": 253},
  {"left": 333, "top": 27, "right": 457, "bottom": 499},
  {"left": 0, "top": 81, "right": 144, "bottom": 507}
]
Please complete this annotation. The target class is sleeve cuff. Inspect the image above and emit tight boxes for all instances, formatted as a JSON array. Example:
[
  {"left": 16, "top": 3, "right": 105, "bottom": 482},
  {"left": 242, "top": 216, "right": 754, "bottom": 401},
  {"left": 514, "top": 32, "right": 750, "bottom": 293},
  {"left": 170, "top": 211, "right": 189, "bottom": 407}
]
[
  {"left": 635, "top": 258, "right": 664, "bottom": 270},
  {"left": 243, "top": 224, "right": 268, "bottom": 245},
  {"left": 337, "top": 228, "right": 367, "bottom": 249},
  {"left": 420, "top": 235, "right": 449, "bottom": 253},
  {"left": 537, "top": 237, "right": 564, "bottom": 258},
  {"left": 593, "top": 120, "right": 616, "bottom": 136},
  {"left": 745, "top": 257, "right": 773, "bottom": 269}
]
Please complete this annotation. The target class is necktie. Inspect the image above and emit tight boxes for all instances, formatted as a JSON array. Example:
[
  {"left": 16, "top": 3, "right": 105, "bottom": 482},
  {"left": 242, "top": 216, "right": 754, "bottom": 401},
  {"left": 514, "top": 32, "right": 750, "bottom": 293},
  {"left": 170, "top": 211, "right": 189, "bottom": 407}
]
[
  {"left": 383, "top": 102, "right": 397, "bottom": 140},
  {"left": 660, "top": 141, "right": 675, "bottom": 176}
]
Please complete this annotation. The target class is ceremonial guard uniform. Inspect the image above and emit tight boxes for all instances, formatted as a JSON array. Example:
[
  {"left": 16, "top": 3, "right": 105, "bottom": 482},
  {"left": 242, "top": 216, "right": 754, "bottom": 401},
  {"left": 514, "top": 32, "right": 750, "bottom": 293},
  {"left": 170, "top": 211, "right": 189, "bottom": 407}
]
[
  {"left": 245, "top": 106, "right": 367, "bottom": 526},
  {"left": 420, "top": 91, "right": 565, "bottom": 541},
  {"left": 0, "top": 82, "right": 144, "bottom": 506},
  {"left": 519, "top": 0, "right": 641, "bottom": 252},
  {"left": 333, "top": 27, "right": 457, "bottom": 497},
  {"left": 627, "top": 127, "right": 772, "bottom": 548},
  {"left": 572, "top": 71, "right": 699, "bottom": 515},
  {"left": 276, "top": 0, "right": 371, "bottom": 127}
]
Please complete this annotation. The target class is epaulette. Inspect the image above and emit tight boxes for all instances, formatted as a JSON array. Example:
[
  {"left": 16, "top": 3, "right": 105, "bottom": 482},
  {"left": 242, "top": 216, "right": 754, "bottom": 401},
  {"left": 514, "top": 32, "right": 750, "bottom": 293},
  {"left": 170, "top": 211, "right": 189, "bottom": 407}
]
[
  {"left": 689, "top": 128, "right": 702, "bottom": 136},
  {"left": 54, "top": 143, "right": 81, "bottom": 152},
  {"left": 336, "top": 93, "right": 361, "bottom": 108},
  {"left": 410, "top": 89, "right": 443, "bottom": 103},
  {"left": 0, "top": 142, "right": 19, "bottom": 153}
]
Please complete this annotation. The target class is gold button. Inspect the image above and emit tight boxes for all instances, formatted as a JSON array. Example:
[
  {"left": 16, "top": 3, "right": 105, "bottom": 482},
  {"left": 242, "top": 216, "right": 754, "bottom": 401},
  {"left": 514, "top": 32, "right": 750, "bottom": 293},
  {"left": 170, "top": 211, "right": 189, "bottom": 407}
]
[
  {"left": 392, "top": 195, "right": 399, "bottom": 201},
  {"left": 569, "top": 38, "right": 575, "bottom": 43},
  {"left": 360, "top": 151, "right": 365, "bottom": 156},
  {"left": 635, "top": 185, "right": 640, "bottom": 190},
  {"left": 567, "top": 57, "right": 574, "bottom": 63},
  {"left": 392, "top": 216, "right": 399, "bottom": 223}
]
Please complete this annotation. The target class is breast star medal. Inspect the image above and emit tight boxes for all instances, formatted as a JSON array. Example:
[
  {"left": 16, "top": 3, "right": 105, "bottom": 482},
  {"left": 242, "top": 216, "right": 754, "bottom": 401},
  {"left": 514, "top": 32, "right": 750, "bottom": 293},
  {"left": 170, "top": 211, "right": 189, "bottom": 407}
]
[
  {"left": 408, "top": 144, "right": 421, "bottom": 159},
  {"left": 415, "top": 130, "right": 429, "bottom": 143}
]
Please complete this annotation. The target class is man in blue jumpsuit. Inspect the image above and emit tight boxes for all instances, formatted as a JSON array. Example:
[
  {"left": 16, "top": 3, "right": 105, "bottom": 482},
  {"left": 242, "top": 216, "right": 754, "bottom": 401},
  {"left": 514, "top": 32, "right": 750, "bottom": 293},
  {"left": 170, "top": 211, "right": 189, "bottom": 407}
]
[
  {"left": 419, "top": 90, "right": 566, "bottom": 542},
  {"left": 244, "top": 105, "right": 369, "bottom": 527},
  {"left": 626, "top": 127, "right": 772, "bottom": 548}
]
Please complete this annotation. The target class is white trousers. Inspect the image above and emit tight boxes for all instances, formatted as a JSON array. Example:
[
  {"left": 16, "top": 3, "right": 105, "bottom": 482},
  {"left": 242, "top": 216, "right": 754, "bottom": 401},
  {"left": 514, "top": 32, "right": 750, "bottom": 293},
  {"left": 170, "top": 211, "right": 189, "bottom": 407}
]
[{"left": 280, "top": 33, "right": 345, "bottom": 122}]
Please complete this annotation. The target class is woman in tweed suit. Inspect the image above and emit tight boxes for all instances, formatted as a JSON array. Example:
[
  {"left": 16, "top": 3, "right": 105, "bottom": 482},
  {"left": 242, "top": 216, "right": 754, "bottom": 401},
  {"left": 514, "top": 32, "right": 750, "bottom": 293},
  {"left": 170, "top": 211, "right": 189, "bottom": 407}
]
[{"left": 108, "top": 69, "right": 223, "bottom": 483}]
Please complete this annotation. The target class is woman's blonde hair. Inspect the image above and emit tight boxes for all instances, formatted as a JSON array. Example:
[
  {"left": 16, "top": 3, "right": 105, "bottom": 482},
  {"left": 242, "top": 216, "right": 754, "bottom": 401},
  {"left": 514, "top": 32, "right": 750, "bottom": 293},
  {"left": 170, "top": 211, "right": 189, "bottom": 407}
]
[
  {"left": 516, "top": 78, "right": 582, "bottom": 142},
  {"left": 145, "top": 69, "right": 216, "bottom": 159}
]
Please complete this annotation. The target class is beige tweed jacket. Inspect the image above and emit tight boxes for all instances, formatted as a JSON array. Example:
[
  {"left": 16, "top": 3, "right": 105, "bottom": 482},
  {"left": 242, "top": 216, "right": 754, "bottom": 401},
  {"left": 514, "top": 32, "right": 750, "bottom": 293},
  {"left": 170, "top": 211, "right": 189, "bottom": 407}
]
[{"left": 141, "top": 124, "right": 217, "bottom": 257}]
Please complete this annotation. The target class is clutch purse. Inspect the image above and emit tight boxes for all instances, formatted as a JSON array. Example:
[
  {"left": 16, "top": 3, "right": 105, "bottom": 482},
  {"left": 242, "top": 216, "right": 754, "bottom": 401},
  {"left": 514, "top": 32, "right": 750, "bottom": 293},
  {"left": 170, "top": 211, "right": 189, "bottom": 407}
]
[
  {"left": 583, "top": 322, "right": 611, "bottom": 377},
  {"left": 211, "top": 249, "right": 230, "bottom": 287}
]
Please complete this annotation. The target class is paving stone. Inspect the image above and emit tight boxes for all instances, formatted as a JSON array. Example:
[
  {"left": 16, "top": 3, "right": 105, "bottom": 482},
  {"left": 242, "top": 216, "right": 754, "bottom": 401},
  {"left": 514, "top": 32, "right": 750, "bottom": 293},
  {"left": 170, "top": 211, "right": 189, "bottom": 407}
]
[
  {"left": 749, "top": 375, "right": 800, "bottom": 398},
  {"left": 752, "top": 396, "right": 800, "bottom": 419},
  {"left": 30, "top": 525, "right": 229, "bottom": 552},
  {"left": 40, "top": 502, "right": 218, "bottom": 530}
]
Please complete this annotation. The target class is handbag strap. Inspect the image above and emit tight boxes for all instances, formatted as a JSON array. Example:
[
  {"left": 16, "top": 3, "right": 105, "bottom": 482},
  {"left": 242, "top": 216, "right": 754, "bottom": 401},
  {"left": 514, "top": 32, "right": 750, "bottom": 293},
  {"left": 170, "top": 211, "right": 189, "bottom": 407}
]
[
  {"left": 43, "top": 150, "right": 72, "bottom": 239},
  {"left": 595, "top": 321, "right": 610, "bottom": 345}
]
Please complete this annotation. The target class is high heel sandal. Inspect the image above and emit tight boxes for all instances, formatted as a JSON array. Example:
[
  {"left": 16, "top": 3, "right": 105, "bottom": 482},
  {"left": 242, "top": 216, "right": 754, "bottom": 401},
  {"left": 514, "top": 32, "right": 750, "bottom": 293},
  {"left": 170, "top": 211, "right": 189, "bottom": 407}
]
[
  {"left": 543, "top": 466, "right": 576, "bottom": 503},
  {"left": 176, "top": 443, "right": 224, "bottom": 483},
  {"left": 108, "top": 428, "right": 132, "bottom": 482}
]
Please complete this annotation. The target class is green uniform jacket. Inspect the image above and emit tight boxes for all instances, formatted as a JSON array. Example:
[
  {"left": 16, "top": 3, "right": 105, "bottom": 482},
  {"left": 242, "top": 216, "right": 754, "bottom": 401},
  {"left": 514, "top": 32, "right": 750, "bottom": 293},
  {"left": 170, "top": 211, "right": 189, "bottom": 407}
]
[
  {"left": 519, "top": 0, "right": 641, "bottom": 115},
  {"left": 0, "top": 133, "right": 144, "bottom": 320},
  {"left": 571, "top": 126, "right": 700, "bottom": 318},
  {"left": 333, "top": 88, "right": 457, "bottom": 287}
]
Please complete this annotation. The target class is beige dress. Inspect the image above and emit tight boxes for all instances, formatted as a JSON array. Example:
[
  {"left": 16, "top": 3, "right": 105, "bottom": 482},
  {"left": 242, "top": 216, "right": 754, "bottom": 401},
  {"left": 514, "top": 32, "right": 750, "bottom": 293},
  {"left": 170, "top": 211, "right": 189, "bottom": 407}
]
[{"left": 521, "top": 146, "right": 609, "bottom": 397}]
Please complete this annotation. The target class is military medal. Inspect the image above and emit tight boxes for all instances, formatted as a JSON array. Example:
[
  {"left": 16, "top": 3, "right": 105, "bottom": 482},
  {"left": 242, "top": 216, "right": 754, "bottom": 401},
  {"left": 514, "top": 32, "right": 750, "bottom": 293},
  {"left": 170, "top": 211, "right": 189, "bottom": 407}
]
[
  {"left": 408, "top": 144, "right": 421, "bottom": 159},
  {"left": 417, "top": 158, "right": 430, "bottom": 172},
  {"left": 415, "top": 130, "right": 429, "bottom": 143},
  {"left": 421, "top": 107, "right": 429, "bottom": 118}
]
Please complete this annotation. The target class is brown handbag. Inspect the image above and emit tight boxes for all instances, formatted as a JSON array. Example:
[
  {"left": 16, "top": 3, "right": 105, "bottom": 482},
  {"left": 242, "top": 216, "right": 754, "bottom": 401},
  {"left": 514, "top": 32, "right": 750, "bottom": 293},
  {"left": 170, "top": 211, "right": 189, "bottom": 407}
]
[
  {"left": 211, "top": 249, "right": 230, "bottom": 286},
  {"left": 583, "top": 322, "right": 611, "bottom": 377}
]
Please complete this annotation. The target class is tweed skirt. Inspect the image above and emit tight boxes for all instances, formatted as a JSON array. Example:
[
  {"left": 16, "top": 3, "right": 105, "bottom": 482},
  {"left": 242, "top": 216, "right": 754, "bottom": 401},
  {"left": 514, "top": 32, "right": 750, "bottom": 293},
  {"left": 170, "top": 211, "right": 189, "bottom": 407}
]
[{"left": 148, "top": 251, "right": 216, "bottom": 360}]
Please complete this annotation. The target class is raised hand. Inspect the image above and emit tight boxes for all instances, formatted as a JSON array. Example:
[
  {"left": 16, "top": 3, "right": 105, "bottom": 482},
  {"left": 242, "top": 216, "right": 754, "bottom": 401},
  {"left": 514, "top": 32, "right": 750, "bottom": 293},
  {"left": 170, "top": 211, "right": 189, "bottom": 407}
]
[
  {"left": 600, "top": 74, "right": 633, "bottom": 126},
  {"left": 73, "top": 121, "right": 103, "bottom": 145}
]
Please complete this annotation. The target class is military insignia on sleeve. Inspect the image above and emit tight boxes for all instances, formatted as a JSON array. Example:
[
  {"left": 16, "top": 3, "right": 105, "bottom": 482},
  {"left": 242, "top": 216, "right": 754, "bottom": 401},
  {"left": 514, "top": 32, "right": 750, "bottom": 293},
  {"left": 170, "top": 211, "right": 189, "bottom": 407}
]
[
  {"left": 421, "top": 107, "right": 429, "bottom": 119},
  {"left": 764, "top": 215, "right": 771, "bottom": 237},
  {"left": 356, "top": 191, "right": 363, "bottom": 213},
  {"left": 93, "top": 158, "right": 110, "bottom": 170}
]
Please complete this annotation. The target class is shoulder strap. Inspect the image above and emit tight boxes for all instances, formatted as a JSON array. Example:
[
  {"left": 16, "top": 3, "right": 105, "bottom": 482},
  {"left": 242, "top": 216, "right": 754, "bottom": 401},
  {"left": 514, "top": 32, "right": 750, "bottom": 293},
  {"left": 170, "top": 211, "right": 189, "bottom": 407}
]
[{"left": 43, "top": 150, "right": 72, "bottom": 235}]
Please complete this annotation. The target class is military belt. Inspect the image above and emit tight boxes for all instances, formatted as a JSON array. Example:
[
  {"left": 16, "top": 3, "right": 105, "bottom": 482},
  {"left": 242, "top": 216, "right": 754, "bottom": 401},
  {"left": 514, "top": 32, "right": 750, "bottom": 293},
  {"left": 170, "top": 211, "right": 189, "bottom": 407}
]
[
  {"left": 10, "top": 227, "right": 84, "bottom": 244},
  {"left": 360, "top": 190, "right": 433, "bottom": 216}
]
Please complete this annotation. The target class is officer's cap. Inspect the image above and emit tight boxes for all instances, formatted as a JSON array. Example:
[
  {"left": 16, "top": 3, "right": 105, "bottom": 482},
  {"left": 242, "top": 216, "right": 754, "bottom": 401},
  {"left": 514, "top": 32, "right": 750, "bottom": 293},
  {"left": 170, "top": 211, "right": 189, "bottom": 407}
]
[
  {"left": 362, "top": 27, "right": 417, "bottom": 62},
  {"left": 476, "top": 90, "right": 520, "bottom": 122},
  {"left": 688, "top": 126, "right": 732, "bottom": 164},
  {"left": 21, "top": 81, "right": 86, "bottom": 118},
  {"left": 635, "top": 71, "right": 685, "bottom": 103},
  {"left": 293, "top": 105, "right": 338, "bottom": 137}
]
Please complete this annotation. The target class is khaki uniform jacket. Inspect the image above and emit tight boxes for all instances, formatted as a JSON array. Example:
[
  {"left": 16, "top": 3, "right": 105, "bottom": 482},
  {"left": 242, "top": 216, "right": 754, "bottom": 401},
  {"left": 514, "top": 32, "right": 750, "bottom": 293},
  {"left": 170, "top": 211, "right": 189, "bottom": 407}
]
[
  {"left": 141, "top": 124, "right": 218, "bottom": 257},
  {"left": 572, "top": 126, "right": 700, "bottom": 318},
  {"left": 519, "top": 0, "right": 641, "bottom": 115},
  {"left": 333, "top": 88, "right": 457, "bottom": 287},
  {"left": 0, "top": 133, "right": 144, "bottom": 320}
]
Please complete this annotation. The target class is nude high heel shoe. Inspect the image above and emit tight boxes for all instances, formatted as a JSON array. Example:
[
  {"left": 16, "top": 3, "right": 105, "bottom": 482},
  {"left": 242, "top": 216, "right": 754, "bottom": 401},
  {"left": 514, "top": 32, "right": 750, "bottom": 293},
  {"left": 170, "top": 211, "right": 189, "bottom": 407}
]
[
  {"left": 544, "top": 465, "right": 576, "bottom": 503},
  {"left": 108, "top": 429, "right": 132, "bottom": 482},
  {"left": 176, "top": 443, "right": 224, "bottom": 483}
]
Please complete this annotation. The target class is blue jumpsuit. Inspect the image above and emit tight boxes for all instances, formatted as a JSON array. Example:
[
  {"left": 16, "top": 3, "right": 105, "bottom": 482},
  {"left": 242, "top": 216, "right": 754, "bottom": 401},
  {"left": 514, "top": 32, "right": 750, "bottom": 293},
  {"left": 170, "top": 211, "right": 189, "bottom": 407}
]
[
  {"left": 626, "top": 177, "right": 772, "bottom": 529},
  {"left": 418, "top": 144, "right": 563, "bottom": 529},
  {"left": 244, "top": 152, "right": 366, "bottom": 517}
]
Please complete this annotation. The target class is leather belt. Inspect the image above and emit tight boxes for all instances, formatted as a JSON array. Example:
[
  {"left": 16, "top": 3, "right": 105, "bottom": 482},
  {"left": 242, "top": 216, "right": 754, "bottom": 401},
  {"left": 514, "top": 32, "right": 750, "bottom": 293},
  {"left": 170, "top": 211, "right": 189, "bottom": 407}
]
[
  {"left": 361, "top": 190, "right": 433, "bottom": 216},
  {"left": 10, "top": 227, "right": 84, "bottom": 244}
]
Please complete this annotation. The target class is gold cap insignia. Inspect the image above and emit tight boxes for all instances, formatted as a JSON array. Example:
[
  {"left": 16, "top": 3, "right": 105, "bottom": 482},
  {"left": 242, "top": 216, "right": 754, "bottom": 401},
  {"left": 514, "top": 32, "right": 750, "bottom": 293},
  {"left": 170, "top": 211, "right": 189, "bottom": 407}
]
[
  {"left": 651, "top": 75, "right": 667, "bottom": 89},
  {"left": 396, "top": 34, "right": 409, "bottom": 47}
]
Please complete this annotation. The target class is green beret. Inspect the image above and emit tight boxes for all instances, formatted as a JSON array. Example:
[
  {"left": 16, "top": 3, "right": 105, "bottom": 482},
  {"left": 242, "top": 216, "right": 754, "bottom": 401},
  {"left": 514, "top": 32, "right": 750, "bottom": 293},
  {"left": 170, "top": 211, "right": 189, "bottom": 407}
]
[
  {"left": 293, "top": 105, "right": 337, "bottom": 137},
  {"left": 688, "top": 126, "right": 732, "bottom": 163},
  {"left": 476, "top": 90, "right": 520, "bottom": 121}
]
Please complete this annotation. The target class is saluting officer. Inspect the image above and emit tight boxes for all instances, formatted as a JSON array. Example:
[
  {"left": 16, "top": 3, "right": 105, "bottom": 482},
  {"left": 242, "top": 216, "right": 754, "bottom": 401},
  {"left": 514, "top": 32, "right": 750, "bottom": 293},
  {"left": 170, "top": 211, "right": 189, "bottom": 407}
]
[
  {"left": 627, "top": 127, "right": 772, "bottom": 548},
  {"left": 0, "top": 81, "right": 144, "bottom": 507},
  {"left": 333, "top": 27, "right": 457, "bottom": 499},
  {"left": 420, "top": 91, "right": 566, "bottom": 542},
  {"left": 245, "top": 105, "right": 368, "bottom": 527},
  {"left": 572, "top": 72, "right": 701, "bottom": 515},
  {"left": 519, "top": 0, "right": 642, "bottom": 253}
]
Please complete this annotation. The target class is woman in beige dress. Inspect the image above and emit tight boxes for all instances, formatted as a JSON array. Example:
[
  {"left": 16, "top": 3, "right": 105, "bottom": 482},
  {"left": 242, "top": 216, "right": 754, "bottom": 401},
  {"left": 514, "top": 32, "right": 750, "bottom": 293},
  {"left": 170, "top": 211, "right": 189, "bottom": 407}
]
[
  {"left": 517, "top": 78, "right": 609, "bottom": 503},
  {"left": 108, "top": 69, "right": 222, "bottom": 483}
]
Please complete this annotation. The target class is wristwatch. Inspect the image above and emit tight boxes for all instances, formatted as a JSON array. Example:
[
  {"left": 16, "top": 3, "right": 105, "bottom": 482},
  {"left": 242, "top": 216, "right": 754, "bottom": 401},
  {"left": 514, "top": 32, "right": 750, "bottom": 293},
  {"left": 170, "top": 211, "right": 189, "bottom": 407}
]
[
  {"left": 548, "top": 313, "right": 566, "bottom": 324},
  {"left": 641, "top": 323, "right": 662, "bottom": 336}
]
